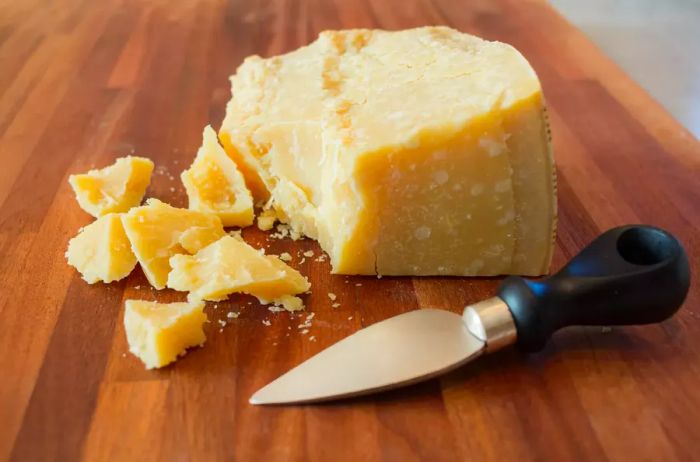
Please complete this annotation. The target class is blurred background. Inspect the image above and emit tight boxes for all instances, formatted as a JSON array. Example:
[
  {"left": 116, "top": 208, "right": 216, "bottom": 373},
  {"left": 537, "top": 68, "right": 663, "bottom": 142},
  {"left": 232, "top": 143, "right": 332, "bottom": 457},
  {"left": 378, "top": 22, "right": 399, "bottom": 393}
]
[{"left": 551, "top": 0, "right": 700, "bottom": 139}]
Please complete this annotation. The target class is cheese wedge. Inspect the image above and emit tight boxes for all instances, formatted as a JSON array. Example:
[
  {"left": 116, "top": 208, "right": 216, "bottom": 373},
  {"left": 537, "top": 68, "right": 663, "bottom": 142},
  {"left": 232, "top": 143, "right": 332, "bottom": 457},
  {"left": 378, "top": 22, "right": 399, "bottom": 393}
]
[
  {"left": 69, "top": 156, "right": 154, "bottom": 217},
  {"left": 124, "top": 299, "right": 207, "bottom": 369},
  {"left": 219, "top": 27, "right": 556, "bottom": 276},
  {"left": 121, "top": 198, "right": 225, "bottom": 289},
  {"left": 181, "top": 125, "right": 254, "bottom": 227},
  {"left": 167, "top": 235, "right": 310, "bottom": 311},
  {"left": 65, "top": 213, "right": 137, "bottom": 283}
]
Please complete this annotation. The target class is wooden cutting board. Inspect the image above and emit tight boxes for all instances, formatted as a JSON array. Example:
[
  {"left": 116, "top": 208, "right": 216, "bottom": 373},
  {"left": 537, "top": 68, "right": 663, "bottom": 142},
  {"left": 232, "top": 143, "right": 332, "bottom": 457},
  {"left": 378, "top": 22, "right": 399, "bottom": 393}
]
[{"left": 1, "top": 0, "right": 699, "bottom": 460}]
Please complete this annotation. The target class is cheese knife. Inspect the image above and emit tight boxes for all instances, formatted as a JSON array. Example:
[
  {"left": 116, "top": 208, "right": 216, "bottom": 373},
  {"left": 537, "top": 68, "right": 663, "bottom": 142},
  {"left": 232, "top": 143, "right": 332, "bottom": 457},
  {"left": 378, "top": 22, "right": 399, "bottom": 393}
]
[{"left": 250, "top": 225, "right": 690, "bottom": 405}]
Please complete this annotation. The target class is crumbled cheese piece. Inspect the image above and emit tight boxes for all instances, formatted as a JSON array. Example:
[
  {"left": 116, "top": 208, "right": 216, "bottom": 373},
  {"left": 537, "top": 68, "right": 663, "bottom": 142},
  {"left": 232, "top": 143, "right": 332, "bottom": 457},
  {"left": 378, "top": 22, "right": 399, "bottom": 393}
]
[
  {"left": 262, "top": 319, "right": 272, "bottom": 326},
  {"left": 332, "top": 303, "right": 341, "bottom": 308},
  {"left": 279, "top": 252, "right": 293, "bottom": 262},
  {"left": 69, "top": 156, "right": 154, "bottom": 217},
  {"left": 227, "top": 311, "right": 240, "bottom": 319},
  {"left": 300, "top": 329, "right": 309, "bottom": 335},
  {"left": 124, "top": 299, "right": 206, "bottom": 369},
  {"left": 303, "top": 250, "right": 314, "bottom": 258},
  {"left": 167, "top": 236, "right": 310, "bottom": 302},
  {"left": 218, "top": 320, "right": 227, "bottom": 327},
  {"left": 355, "top": 283, "right": 362, "bottom": 287},
  {"left": 327, "top": 292, "right": 337, "bottom": 301},
  {"left": 66, "top": 213, "right": 137, "bottom": 284}
]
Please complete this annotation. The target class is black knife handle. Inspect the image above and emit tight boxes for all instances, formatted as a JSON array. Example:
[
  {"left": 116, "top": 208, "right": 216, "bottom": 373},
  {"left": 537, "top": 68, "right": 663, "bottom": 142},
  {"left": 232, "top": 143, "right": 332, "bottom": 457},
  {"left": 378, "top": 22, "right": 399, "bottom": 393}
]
[{"left": 498, "top": 225, "right": 690, "bottom": 352}]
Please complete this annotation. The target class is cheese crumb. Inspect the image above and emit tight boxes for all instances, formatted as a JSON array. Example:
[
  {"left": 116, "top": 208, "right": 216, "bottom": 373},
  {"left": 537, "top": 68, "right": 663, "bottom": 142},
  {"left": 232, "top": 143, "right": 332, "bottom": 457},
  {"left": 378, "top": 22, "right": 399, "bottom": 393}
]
[
  {"left": 279, "top": 252, "right": 293, "bottom": 262},
  {"left": 332, "top": 302, "right": 341, "bottom": 308},
  {"left": 328, "top": 292, "right": 337, "bottom": 301},
  {"left": 303, "top": 250, "right": 314, "bottom": 258},
  {"left": 262, "top": 319, "right": 271, "bottom": 326},
  {"left": 227, "top": 311, "right": 239, "bottom": 319},
  {"left": 257, "top": 208, "right": 277, "bottom": 231}
]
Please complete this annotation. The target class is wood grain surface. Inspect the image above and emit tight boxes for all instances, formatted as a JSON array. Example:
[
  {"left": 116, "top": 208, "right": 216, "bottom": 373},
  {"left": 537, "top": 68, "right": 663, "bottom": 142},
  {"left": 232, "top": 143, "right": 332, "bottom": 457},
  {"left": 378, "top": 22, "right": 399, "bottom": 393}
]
[{"left": 1, "top": 0, "right": 699, "bottom": 460}]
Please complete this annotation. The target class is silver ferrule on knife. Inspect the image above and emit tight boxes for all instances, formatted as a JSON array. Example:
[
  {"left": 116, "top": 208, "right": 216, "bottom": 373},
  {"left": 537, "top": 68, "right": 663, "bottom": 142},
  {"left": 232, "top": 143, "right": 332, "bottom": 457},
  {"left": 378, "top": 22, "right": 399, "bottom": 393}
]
[{"left": 463, "top": 297, "right": 517, "bottom": 353}]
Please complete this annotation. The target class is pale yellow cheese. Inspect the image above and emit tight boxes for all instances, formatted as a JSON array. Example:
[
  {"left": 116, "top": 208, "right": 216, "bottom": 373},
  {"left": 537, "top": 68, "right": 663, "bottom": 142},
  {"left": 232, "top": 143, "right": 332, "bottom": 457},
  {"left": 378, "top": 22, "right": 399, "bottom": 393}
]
[
  {"left": 121, "top": 198, "right": 225, "bottom": 289},
  {"left": 181, "top": 125, "right": 254, "bottom": 227},
  {"left": 124, "top": 299, "right": 207, "bottom": 369},
  {"left": 69, "top": 156, "right": 154, "bottom": 217},
  {"left": 256, "top": 207, "right": 278, "bottom": 231},
  {"left": 66, "top": 213, "right": 137, "bottom": 283},
  {"left": 219, "top": 27, "right": 556, "bottom": 276},
  {"left": 167, "top": 235, "right": 310, "bottom": 310}
]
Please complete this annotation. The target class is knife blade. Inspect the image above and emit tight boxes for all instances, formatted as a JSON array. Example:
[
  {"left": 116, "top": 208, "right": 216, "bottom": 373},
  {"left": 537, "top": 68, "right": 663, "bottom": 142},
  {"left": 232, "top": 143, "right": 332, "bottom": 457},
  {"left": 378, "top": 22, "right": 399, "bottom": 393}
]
[{"left": 250, "top": 225, "right": 690, "bottom": 405}]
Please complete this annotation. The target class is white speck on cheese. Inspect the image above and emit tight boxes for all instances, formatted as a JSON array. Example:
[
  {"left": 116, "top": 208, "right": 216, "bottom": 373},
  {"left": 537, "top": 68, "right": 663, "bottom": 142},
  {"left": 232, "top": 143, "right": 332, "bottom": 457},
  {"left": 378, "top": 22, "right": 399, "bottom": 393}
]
[
  {"left": 433, "top": 170, "right": 449, "bottom": 185},
  {"left": 414, "top": 226, "right": 431, "bottom": 240},
  {"left": 495, "top": 179, "right": 511, "bottom": 193}
]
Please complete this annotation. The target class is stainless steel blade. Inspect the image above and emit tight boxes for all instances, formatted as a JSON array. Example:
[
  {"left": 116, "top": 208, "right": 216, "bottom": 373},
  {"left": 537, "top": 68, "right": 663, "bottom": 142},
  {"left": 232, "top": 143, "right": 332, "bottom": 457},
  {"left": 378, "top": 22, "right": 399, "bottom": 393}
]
[{"left": 250, "top": 308, "right": 485, "bottom": 405}]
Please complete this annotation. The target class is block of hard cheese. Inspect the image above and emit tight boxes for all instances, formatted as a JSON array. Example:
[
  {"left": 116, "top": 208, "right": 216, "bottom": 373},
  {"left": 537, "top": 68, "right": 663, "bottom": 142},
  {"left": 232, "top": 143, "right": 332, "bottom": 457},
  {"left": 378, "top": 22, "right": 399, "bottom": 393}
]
[
  {"left": 124, "top": 299, "right": 207, "bottom": 369},
  {"left": 66, "top": 213, "right": 137, "bottom": 283},
  {"left": 181, "top": 125, "right": 254, "bottom": 227},
  {"left": 167, "top": 235, "right": 310, "bottom": 311},
  {"left": 69, "top": 156, "right": 154, "bottom": 217},
  {"left": 121, "top": 198, "right": 225, "bottom": 289},
  {"left": 219, "top": 27, "right": 556, "bottom": 276}
]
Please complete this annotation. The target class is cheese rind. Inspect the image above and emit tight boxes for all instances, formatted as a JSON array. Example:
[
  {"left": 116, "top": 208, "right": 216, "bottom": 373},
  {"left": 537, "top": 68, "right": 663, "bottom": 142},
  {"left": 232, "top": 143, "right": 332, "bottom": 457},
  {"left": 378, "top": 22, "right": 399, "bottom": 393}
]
[
  {"left": 181, "top": 125, "right": 254, "bottom": 227},
  {"left": 220, "top": 27, "right": 556, "bottom": 276},
  {"left": 124, "top": 299, "right": 207, "bottom": 369},
  {"left": 167, "top": 235, "right": 310, "bottom": 309},
  {"left": 121, "top": 198, "right": 225, "bottom": 289},
  {"left": 69, "top": 156, "right": 154, "bottom": 217},
  {"left": 66, "top": 213, "right": 137, "bottom": 283}
]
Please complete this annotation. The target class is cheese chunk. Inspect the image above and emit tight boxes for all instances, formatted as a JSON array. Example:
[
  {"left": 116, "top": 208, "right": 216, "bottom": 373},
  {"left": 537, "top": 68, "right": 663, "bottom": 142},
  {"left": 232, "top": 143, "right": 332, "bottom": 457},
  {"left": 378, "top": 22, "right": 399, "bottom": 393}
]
[
  {"left": 121, "top": 198, "right": 225, "bottom": 289},
  {"left": 69, "top": 156, "right": 154, "bottom": 217},
  {"left": 66, "top": 213, "right": 137, "bottom": 283},
  {"left": 167, "top": 236, "right": 310, "bottom": 310},
  {"left": 124, "top": 299, "right": 207, "bottom": 369},
  {"left": 220, "top": 27, "right": 556, "bottom": 276},
  {"left": 181, "top": 125, "right": 254, "bottom": 227}
]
